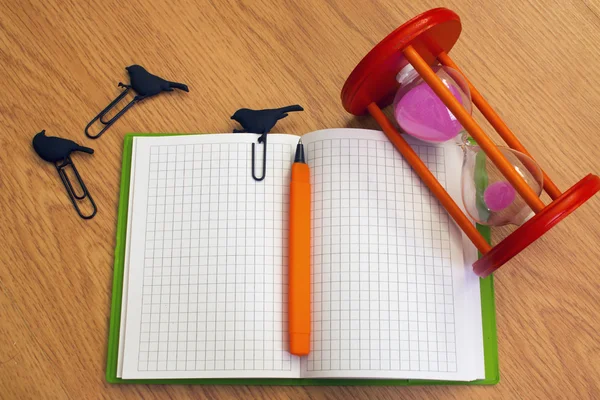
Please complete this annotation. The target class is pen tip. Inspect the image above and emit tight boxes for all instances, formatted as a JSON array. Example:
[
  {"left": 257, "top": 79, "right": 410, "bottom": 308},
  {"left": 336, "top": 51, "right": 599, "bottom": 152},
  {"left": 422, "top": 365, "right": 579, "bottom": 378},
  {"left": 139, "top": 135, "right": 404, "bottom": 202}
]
[{"left": 298, "top": 137, "right": 303, "bottom": 144}]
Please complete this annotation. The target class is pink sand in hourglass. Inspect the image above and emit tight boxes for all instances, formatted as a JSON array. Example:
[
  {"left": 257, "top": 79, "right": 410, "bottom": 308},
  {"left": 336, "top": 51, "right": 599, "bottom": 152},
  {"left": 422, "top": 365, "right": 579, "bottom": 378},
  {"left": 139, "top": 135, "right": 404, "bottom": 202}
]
[
  {"left": 484, "top": 181, "right": 516, "bottom": 212},
  {"left": 395, "top": 83, "right": 464, "bottom": 142}
]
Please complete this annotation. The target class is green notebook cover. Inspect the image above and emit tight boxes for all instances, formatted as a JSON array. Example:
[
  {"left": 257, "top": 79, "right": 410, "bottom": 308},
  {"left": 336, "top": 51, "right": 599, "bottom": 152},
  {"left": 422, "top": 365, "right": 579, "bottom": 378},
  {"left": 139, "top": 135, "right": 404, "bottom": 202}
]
[{"left": 106, "top": 133, "right": 499, "bottom": 385}]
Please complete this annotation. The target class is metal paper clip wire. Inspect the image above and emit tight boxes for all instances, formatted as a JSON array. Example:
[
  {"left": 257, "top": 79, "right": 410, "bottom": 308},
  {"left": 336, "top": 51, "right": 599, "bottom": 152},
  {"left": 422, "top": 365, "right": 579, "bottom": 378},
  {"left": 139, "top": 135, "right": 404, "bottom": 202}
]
[
  {"left": 84, "top": 83, "right": 140, "bottom": 139},
  {"left": 251, "top": 136, "right": 267, "bottom": 182},
  {"left": 56, "top": 156, "right": 97, "bottom": 219}
]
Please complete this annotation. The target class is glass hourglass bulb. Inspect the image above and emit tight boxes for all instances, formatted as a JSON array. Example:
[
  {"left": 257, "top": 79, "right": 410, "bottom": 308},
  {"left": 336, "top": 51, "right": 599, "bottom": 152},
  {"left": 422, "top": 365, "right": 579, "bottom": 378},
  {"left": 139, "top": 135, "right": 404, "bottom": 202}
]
[
  {"left": 460, "top": 138, "right": 544, "bottom": 226},
  {"left": 392, "top": 64, "right": 472, "bottom": 143}
]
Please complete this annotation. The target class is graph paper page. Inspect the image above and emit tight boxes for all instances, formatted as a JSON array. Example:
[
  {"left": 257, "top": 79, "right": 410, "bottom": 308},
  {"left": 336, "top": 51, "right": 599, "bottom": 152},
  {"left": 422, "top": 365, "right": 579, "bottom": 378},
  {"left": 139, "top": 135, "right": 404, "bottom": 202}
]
[
  {"left": 300, "top": 129, "right": 484, "bottom": 381},
  {"left": 119, "top": 133, "right": 302, "bottom": 379}
]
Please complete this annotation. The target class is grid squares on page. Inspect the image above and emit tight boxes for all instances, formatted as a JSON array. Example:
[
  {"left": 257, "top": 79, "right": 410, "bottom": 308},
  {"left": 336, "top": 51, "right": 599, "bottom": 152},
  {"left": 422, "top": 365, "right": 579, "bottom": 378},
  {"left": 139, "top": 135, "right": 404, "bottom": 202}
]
[
  {"left": 306, "top": 139, "right": 457, "bottom": 373},
  {"left": 138, "top": 142, "right": 293, "bottom": 373}
]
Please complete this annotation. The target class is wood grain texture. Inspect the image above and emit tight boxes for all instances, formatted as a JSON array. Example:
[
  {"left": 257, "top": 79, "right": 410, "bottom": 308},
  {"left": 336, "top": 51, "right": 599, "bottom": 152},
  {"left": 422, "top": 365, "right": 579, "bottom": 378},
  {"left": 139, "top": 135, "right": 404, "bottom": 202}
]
[{"left": 1, "top": 0, "right": 600, "bottom": 398}]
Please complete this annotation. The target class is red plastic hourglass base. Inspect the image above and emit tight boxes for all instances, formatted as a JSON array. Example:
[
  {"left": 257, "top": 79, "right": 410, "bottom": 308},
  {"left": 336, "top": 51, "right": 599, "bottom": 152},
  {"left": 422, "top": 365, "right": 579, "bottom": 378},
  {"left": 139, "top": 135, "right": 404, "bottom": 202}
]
[
  {"left": 341, "top": 7, "right": 600, "bottom": 276},
  {"left": 341, "top": 8, "right": 461, "bottom": 115},
  {"left": 473, "top": 174, "right": 600, "bottom": 277}
]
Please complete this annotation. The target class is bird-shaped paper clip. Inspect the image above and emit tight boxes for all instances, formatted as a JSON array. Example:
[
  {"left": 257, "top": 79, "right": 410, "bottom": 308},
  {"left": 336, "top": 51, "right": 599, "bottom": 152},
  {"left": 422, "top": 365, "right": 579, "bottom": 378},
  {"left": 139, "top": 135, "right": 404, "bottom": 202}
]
[
  {"left": 231, "top": 105, "right": 304, "bottom": 181},
  {"left": 33, "top": 130, "right": 97, "bottom": 219},
  {"left": 85, "top": 65, "right": 189, "bottom": 139}
]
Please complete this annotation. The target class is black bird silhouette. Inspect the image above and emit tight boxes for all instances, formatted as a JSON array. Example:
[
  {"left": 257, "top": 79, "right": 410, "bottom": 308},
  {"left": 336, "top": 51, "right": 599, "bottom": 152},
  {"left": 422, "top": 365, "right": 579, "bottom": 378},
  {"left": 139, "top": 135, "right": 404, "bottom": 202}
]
[
  {"left": 32, "top": 130, "right": 97, "bottom": 219},
  {"left": 231, "top": 105, "right": 304, "bottom": 142},
  {"left": 85, "top": 64, "right": 190, "bottom": 139},
  {"left": 33, "top": 130, "right": 94, "bottom": 162},
  {"left": 124, "top": 65, "right": 189, "bottom": 99}
]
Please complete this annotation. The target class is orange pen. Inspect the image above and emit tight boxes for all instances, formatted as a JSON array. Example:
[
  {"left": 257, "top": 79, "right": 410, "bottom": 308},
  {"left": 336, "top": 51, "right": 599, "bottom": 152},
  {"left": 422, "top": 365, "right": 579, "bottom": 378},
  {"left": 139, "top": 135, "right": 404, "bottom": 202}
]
[{"left": 288, "top": 138, "right": 311, "bottom": 356}]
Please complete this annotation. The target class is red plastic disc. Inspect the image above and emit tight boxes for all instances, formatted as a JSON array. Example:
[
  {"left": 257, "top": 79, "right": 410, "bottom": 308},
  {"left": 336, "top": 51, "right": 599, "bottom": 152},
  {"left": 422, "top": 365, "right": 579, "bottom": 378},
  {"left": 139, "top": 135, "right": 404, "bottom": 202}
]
[
  {"left": 341, "top": 8, "right": 462, "bottom": 116},
  {"left": 473, "top": 174, "right": 600, "bottom": 277}
]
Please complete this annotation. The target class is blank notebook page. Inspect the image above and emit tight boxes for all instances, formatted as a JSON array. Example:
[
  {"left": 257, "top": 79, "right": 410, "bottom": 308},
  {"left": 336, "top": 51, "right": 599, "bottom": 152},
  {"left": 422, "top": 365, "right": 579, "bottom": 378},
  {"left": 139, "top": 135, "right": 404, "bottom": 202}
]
[
  {"left": 117, "top": 130, "right": 485, "bottom": 381},
  {"left": 119, "top": 134, "right": 302, "bottom": 379},
  {"left": 300, "top": 129, "right": 484, "bottom": 381}
]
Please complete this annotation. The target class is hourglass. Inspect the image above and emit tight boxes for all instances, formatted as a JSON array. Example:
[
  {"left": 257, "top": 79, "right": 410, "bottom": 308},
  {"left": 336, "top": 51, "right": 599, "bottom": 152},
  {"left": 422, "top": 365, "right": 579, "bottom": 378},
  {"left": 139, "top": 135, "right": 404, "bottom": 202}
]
[{"left": 341, "top": 8, "right": 600, "bottom": 277}]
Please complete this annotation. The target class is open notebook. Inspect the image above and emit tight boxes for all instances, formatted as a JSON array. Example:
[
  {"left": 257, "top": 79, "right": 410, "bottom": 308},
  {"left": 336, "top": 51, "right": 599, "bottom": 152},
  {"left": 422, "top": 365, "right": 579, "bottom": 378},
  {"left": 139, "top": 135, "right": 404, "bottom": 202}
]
[{"left": 109, "top": 129, "right": 497, "bottom": 384}]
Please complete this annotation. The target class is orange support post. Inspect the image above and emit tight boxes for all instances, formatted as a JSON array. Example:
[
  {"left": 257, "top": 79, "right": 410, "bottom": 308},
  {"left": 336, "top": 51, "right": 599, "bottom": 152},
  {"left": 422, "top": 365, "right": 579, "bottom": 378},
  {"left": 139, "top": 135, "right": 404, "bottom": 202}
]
[
  {"left": 403, "top": 45, "right": 546, "bottom": 214},
  {"left": 367, "top": 102, "right": 492, "bottom": 254},
  {"left": 436, "top": 51, "right": 562, "bottom": 200}
]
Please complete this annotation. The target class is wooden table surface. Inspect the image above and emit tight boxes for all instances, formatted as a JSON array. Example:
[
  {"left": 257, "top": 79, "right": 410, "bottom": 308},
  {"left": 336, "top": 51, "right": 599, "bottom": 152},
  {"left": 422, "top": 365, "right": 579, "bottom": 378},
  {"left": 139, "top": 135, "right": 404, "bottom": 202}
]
[{"left": 2, "top": 0, "right": 600, "bottom": 398}]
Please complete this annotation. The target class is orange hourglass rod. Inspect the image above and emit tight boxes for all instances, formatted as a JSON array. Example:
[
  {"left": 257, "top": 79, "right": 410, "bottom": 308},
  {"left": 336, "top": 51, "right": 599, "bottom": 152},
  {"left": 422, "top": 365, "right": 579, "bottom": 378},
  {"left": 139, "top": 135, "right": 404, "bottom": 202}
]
[
  {"left": 403, "top": 45, "right": 546, "bottom": 214},
  {"left": 436, "top": 51, "right": 562, "bottom": 200},
  {"left": 367, "top": 102, "right": 492, "bottom": 254}
]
